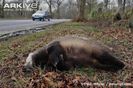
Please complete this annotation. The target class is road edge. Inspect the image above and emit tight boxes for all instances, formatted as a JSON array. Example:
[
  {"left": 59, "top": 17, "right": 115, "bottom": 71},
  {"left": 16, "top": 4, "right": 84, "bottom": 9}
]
[{"left": 0, "top": 21, "right": 69, "bottom": 42}]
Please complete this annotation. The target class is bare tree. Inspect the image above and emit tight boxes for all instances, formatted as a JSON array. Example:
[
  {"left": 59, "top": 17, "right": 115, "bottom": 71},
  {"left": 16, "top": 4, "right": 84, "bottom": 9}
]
[
  {"left": 86, "top": 0, "right": 92, "bottom": 12},
  {"left": 77, "top": 0, "right": 86, "bottom": 21},
  {"left": 117, "top": 0, "right": 126, "bottom": 14},
  {"left": 113, "top": 0, "right": 127, "bottom": 21},
  {"left": 56, "top": 0, "right": 64, "bottom": 19},
  {"left": 67, "top": 0, "right": 77, "bottom": 18},
  {"left": 127, "top": 0, "right": 133, "bottom": 8},
  {"left": 86, "top": 0, "right": 97, "bottom": 12},
  {"left": 104, "top": 0, "right": 109, "bottom": 10},
  {"left": 0, "top": 0, "right": 2, "bottom": 17},
  {"left": 117, "top": 0, "right": 123, "bottom": 12},
  {"left": 45, "top": 0, "right": 54, "bottom": 18},
  {"left": 122, "top": 0, "right": 126, "bottom": 12},
  {"left": 59, "top": 0, "right": 77, "bottom": 18},
  {"left": 1, "top": 0, "right": 5, "bottom": 18}
]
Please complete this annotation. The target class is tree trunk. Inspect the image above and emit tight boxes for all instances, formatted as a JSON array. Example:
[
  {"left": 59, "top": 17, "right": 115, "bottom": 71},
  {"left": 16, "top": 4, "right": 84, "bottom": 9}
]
[
  {"left": 104, "top": 0, "right": 109, "bottom": 10},
  {"left": 115, "top": 0, "right": 123, "bottom": 20},
  {"left": 86, "top": 0, "right": 92, "bottom": 12},
  {"left": 37, "top": 1, "right": 40, "bottom": 10},
  {"left": 122, "top": 0, "right": 126, "bottom": 13},
  {"left": 56, "top": 0, "right": 63, "bottom": 19},
  {"left": 49, "top": 3, "right": 53, "bottom": 18},
  {"left": 57, "top": 5, "right": 60, "bottom": 19},
  {"left": 116, "top": 0, "right": 126, "bottom": 20},
  {"left": 77, "top": 0, "right": 86, "bottom": 21},
  {"left": 117, "top": 0, "right": 123, "bottom": 12},
  {"left": 1, "top": 0, "right": 5, "bottom": 18}
]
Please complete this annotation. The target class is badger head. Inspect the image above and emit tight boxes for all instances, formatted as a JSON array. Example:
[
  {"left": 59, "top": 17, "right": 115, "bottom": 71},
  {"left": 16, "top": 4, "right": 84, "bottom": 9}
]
[
  {"left": 23, "top": 53, "right": 34, "bottom": 72},
  {"left": 23, "top": 48, "right": 48, "bottom": 73}
]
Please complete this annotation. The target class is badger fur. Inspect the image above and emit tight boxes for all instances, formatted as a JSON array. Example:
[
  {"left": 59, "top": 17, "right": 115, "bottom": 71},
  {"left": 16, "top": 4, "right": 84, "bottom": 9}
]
[{"left": 23, "top": 36, "right": 125, "bottom": 72}]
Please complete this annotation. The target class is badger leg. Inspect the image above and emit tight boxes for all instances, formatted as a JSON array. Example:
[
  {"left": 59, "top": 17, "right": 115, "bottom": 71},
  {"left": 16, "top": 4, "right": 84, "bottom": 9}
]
[
  {"left": 92, "top": 51, "right": 125, "bottom": 72},
  {"left": 46, "top": 43, "right": 65, "bottom": 71},
  {"left": 45, "top": 51, "right": 60, "bottom": 71},
  {"left": 57, "top": 60, "right": 73, "bottom": 71},
  {"left": 47, "top": 51, "right": 71, "bottom": 71}
]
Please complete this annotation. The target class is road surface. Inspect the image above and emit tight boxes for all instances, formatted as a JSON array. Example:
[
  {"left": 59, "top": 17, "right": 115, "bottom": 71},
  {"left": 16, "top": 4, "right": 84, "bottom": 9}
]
[{"left": 0, "top": 19, "right": 70, "bottom": 35}]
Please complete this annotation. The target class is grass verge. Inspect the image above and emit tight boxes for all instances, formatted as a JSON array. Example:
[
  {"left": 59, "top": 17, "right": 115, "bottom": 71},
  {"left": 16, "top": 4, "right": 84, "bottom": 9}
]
[{"left": 0, "top": 22, "right": 133, "bottom": 87}]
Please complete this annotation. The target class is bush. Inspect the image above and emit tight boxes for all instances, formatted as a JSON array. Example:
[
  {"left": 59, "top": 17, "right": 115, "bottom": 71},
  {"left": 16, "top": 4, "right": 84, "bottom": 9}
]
[
  {"left": 113, "top": 12, "right": 122, "bottom": 22},
  {"left": 129, "top": 16, "right": 133, "bottom": 32},
  {"left": 123, "top": 9, "right": 133, "bottom": 19},
  {"left": 72, "top": 17, "right": 88, "bottom": 22},
  {"left": 88, "top": 9, "right": 114, "bottom": 20}
]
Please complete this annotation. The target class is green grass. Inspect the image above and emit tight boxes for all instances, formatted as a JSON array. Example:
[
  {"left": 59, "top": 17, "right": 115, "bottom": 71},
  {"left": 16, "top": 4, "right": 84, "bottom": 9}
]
[
  {"left": 0, "top": 21, "right": 133, "bottom": 87},
  {"left": 0, "top": 22, "right": 99, "bottom": 82},
  {"left": 71, "top": 67, "right": 95, "bottom": 77},
  {"left": 0, "top": 22, "right": 98, "bottom": 61}
]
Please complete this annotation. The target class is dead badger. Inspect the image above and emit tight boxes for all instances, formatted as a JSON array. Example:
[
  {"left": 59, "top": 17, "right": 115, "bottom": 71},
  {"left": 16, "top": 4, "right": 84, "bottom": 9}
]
[{"left": 23, "top": 36, "right": 125, "bottom": 72}]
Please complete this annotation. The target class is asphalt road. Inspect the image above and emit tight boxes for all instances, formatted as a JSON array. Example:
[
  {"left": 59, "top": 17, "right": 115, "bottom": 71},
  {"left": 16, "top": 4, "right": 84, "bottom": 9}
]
[{"left": 0, "top": 19, "right": 70, "bottom": 35}]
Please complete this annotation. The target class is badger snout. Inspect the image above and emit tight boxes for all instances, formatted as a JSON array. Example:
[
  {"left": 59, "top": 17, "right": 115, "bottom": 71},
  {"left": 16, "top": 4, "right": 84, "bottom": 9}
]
[
  {"left": 22, "top": 66, "right": 33, "bottom": 73},
  {"left": 23, "top": 52, "right": 34, "bottom": 73}
]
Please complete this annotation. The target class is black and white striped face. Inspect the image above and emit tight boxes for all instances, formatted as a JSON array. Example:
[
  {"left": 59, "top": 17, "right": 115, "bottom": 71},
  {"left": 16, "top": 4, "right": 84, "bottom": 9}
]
[{"left": 23, "top": 53, "right": 34, "bottom": 72}]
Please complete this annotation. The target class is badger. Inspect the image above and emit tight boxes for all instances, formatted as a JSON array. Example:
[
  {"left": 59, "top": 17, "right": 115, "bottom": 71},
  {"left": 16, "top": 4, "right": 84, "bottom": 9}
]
[{"left": 23, "top": 36, "right": 125, "bottom": 72}]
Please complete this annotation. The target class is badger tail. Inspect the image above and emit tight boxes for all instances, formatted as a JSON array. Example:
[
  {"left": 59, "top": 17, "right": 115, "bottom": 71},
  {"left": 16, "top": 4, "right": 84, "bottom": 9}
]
[{"left": 93, "top": 51, "right": 125, "bottom": 72}]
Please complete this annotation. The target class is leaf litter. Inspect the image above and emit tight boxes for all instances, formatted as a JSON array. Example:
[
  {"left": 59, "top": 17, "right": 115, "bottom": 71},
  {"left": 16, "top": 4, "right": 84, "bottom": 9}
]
[{"left": 0, "top": 22, "right": 133, "bottom": 88}]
